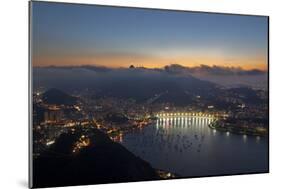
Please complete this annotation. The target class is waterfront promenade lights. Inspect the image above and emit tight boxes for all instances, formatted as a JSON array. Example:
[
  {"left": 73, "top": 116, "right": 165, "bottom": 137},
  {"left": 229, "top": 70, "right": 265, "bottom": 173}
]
[{"left": 157, "top": 112, "right": 214, "bottom": 119}]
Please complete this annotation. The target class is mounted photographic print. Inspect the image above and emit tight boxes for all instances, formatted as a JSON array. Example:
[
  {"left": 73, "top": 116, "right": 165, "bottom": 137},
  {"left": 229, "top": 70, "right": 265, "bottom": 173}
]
[{"left": 29, "top": 1, "right": 269, "bottom": 188}]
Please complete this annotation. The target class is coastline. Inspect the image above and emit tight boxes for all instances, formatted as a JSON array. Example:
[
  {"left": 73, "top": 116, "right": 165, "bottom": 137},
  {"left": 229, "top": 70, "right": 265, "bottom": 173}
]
[{"left": 208, "top": 121, "right": 268, "bottom": 137}]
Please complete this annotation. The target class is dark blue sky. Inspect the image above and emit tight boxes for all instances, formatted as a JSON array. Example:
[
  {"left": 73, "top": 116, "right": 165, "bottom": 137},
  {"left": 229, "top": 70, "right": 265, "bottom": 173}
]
[{"left": 32, "top": 1, "right": 268, "bottom": 69}]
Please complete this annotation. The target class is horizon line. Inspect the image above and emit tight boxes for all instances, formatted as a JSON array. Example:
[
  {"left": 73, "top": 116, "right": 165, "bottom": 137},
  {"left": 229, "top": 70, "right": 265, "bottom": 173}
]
[{"left": 32, "top": 63, "right": 268, "bottom": 72}]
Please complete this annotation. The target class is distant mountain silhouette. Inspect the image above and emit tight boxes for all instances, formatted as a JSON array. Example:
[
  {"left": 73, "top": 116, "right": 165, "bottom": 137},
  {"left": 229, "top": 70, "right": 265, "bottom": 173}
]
[
  {"left": 34, "top": 65, "right": 267, "bottom": 93},
  {"left": 42, "top": 88, "right": 77, "bottom": 105},
  {"left": 33, "top": 129, "right": 159, "bottom": 188},
  {"left": 34, "top": 67, "right": 222, "bottom": 104}
]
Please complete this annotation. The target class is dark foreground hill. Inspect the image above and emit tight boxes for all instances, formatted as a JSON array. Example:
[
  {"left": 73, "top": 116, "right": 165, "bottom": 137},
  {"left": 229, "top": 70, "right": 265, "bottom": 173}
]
[{"left": 33, "top": 128, "right": 159, "bottom": 188}]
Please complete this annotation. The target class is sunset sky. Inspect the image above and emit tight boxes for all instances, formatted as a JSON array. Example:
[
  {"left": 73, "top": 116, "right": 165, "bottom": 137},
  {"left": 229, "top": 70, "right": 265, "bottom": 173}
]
[{"left": 32, "top": 2, "right": 268, "bottom": 70}]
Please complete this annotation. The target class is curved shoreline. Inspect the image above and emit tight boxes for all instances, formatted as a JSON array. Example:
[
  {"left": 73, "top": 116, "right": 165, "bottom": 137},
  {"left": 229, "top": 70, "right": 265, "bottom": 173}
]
[{"left": 208, "top": 122, "right": 267, "bottom": 137}]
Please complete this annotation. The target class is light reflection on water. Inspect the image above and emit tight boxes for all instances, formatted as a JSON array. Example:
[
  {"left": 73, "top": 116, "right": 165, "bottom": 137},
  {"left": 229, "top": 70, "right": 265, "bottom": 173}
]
[{"left": 121, "top": 116, "right": 268, "bottom": 177}]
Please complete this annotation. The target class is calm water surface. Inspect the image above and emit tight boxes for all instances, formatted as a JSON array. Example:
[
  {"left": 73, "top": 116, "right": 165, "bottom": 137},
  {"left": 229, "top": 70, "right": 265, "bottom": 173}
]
[{"left": 120, "top": 116, "right": 268, "bottom": 177}]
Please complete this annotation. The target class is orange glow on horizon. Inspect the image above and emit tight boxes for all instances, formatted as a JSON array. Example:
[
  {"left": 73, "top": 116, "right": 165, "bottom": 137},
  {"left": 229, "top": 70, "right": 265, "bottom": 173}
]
[{"left": 33, "top": 53, "right": 268, "bottom": 71}]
